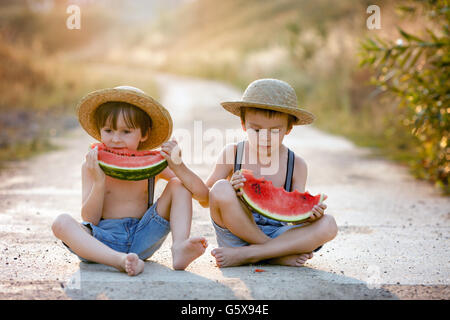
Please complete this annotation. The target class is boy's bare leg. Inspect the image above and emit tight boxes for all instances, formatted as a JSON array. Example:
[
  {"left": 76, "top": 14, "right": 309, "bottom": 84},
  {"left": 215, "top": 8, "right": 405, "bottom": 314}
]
[
  {"left": 156, "top": 178, "right": 207, "bottom": 270},
  {"left": 210, "top": 179, "right": 315, "bottom": 266},
  {"left": 52, "top": 214, "right": 144, "bottom": 276},
  {"left": 209, "top": 179, "right": 271, "bottom": 244},
  {"left": 267, "top": 252, "right": 314, "bottom": 267},
  {"left": 211, "top": 214, "right": 337, "bottom": 267}
]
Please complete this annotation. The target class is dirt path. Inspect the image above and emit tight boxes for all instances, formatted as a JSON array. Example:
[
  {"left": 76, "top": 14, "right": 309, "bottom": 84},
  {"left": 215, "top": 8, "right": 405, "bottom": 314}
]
[{"left": 0, "top": 72, "right": 449, "bottom": 299}]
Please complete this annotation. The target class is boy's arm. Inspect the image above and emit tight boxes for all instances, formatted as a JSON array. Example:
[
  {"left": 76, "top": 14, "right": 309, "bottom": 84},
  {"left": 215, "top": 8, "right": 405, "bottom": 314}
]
[
  {"left": 165, "top": 162, "right": 210, "bottom": 204},
  {"left": 291, "top": 156, "right": 308, "bottom": 193},
  {"left": 159, "top": 140, "right": 209, "bottom": 204},
  {"left": 291, "top": 155, "right": 327, "bottom": 223},
  {"left": 156, "top": 166, "right": 176, "bottom": 182},
  {"left": 160, "top": 143, "right": 234, "bottom": 208},
  {"left": 80, "top": 162, "right": 105, "bottom": 225},
  {"left": 202, "top": 144, "right": 235, "bottom": 207}
]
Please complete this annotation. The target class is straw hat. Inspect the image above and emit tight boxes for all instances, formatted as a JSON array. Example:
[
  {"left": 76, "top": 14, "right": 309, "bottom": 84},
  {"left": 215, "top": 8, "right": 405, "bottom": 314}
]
[
  {"left": 221, "top": 78, "right": 315, "bottom": 125},
  {"left": 77, "top": 86, "right": 173, "bottom": 150}
]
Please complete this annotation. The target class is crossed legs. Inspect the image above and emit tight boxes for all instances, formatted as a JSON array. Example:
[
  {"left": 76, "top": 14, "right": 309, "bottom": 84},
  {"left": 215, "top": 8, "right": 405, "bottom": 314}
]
[
  {"left": 52, "top": 178, "right": 206, "bottom": 275},
  {"left": 52, "top": 214, "right": 145, "bottom": 276},
  {"left": 209, "top": 179, "right": 338, "bottom": 267}
]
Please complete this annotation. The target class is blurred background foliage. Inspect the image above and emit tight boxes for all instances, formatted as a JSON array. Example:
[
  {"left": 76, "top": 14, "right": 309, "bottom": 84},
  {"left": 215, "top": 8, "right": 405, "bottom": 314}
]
[
  {"left": 359, "top": 0, "right": 449, "bottom": 194},
  {"left": 0, "top": 0, "right": 162, "bottom": 162},
  {"left": 0, "top": 0, "right": 112, "bottom": 161},
  {"left": 0, "top": 0, "right": 448, "bottom": 193}
]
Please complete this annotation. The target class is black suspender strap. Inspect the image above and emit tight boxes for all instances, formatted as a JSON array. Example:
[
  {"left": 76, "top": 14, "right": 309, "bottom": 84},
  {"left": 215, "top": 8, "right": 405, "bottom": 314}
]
[
  {"left": 148, "top": 176, "right": 155, "bottom": 208},
  {"left": 284, "top": 149, "right": 295, "bottom": 192},
  {"left": 235, "top": 141, "right": 294, "bottom": 192},
  {"left": 234, "top": 141, "right": 245, "bottom": 173}
]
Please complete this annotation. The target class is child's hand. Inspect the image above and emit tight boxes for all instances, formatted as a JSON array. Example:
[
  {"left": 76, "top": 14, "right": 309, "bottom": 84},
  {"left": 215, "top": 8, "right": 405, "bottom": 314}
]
[
  {"left": 85, "top": 146, "right": 105, "bottom": 183},
  {"left": 307, "top": 194, "right": 328, "bottom": 223},
  {"left": 160, "top": 139, "right": 183, "bottom": 167},
  {"left": 230, "top": 170, "right": 246, "bottom": 196}
]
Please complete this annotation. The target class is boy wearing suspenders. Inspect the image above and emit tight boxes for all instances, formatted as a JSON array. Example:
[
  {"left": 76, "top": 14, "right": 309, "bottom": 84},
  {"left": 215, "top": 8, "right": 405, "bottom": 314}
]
[
  {"left": 204, "top": 79, "right": 337, "bottom": 267},
  {"left": 53, "top": 86, "right": 208, "bottom": 276}
]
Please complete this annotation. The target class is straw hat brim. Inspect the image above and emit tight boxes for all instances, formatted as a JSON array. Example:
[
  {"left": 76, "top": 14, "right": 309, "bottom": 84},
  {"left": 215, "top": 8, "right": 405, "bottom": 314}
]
[
  {"left": 221, "top": 101, "right": 315, "bottom": 125},
  {"left": 77, "top": 88, "right": 173, "bottom": 150}
]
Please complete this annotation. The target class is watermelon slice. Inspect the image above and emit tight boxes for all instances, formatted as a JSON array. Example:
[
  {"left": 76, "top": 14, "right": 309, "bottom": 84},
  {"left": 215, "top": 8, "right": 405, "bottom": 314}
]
[
  {"left": 91, "top": 143, "right": 168, "bottom": 181},
  {"left": 239, "top": 169, "right": 325, "bottom": 223}
]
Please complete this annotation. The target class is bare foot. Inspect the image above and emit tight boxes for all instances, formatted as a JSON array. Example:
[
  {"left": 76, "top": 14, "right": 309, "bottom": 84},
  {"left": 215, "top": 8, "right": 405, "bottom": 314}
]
[
  {"left": 122, "top": 253, "right": 145, "bottom": 276},
  {"left": 171, "top": 237, "right": 208, "bottom": 270},
  {"left": 211, "top": 247, "right": 253, "bottom": 268},
  {"left": 268, "top": 252, "right": 313, "bottom": 267}
]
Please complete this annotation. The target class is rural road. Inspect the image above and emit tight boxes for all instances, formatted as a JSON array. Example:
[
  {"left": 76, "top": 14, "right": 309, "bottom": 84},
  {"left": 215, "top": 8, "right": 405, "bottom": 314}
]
[{"left": 0, "top": 73, "right": 449, "bottom": 299}]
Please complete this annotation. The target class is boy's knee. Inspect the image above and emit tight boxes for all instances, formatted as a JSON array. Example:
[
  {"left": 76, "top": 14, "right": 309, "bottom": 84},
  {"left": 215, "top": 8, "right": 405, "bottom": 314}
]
[
  {"left": 167, "top": 177, "right": 182, "bottom": 188},
  {"left": 52, "top": 213, "right": 73, "bottom": 238},
  {"left": 167, "top": 177, "right": 190, "bottom": 194},
  {"left": 209, "top": 179, "right": 235, "bottom": 204},
  {"left": 317, "top": 214, "right": 338, "bottom": 242}
]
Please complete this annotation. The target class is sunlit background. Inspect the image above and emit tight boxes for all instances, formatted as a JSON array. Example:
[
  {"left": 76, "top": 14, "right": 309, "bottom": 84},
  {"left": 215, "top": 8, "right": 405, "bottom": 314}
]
[{"left": 0, "top": 0, "right": 448, "bottom": 193}]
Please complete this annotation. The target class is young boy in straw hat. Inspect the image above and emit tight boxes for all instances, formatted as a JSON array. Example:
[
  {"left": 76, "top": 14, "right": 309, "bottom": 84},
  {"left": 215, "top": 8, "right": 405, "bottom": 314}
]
[
  {"left": 52, "top": 86, "right": 209, "bottom": 276},
  {"left": 204, "top": 79, "right": 338, "bottom": 267}
]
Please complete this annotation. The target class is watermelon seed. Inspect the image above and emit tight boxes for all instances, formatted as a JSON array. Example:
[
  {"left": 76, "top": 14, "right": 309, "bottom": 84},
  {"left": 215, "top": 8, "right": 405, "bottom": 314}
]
[{"left": 251, "top": 183, "right": 261, "bottom": 195}]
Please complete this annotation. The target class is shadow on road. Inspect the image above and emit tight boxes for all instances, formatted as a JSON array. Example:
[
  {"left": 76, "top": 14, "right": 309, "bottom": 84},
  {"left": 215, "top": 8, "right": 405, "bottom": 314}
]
[
  {"left": 217, "top": 265, "right": 399, "bottom": 300},
  {"left": 63, "top": 260, "right": 237, "bottom": 300}
]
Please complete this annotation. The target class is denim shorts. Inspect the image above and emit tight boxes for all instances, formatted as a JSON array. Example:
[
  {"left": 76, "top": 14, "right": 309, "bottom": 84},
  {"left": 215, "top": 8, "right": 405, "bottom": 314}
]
[
  {"left": 212, "top": 212, "right": 322, "bottom": 252},
  {"left": 64, "top": 200, "right": 170, "bottom": 262}
]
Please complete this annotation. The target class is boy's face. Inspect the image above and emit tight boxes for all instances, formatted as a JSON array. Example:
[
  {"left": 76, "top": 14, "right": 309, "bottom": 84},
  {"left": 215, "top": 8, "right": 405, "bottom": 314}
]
[
  {"left": 99, "top": 112, "right": 148, "bottom": 150},
  {"left": 241, "top": 109, "right": 292, "bottom": 152}
]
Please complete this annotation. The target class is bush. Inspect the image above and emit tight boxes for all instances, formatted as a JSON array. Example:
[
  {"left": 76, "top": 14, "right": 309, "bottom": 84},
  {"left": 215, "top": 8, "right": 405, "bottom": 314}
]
[{"left": 359, "top": 0, "right": 449, "bottom": 194}]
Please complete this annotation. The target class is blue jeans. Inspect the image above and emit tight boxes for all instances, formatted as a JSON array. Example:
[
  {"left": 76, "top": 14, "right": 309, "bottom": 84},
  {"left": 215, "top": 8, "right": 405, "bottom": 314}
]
[
  {"left": 212, "top": 212, "right": 322, "bottom": 252},
  {"left": 64, "top": 200, "right": 170, "bottom": 262}
]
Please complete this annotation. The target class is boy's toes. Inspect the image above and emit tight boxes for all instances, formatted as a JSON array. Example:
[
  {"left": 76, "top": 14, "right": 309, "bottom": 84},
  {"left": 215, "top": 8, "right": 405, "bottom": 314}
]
[
  {"left": 215, "top": 257, "right": 224, "bottom": 267},
  {"left": 124, "top": 253, "right": 144, "bottom": 276},
  {"left": 125, "top": 254, "right": 137, "bottom": 274},
  {"left": 189, "top": 237, "right": 208, "bottom": 250},
  {"left": 211, "top": 248, "right": 225, "bottom": 266}
]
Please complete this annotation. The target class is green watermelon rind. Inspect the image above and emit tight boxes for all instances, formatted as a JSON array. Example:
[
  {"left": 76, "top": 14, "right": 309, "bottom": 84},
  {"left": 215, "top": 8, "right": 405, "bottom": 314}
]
[
  {"left": 98, "top": 159, "right": 168, "bottom": 181},
  {"left": 240, "top": 189, "right": 325, "bottom": 223}
]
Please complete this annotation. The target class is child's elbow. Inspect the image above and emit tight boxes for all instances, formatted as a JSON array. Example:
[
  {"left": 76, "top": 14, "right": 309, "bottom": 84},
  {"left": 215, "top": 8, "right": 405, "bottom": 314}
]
[
  {"left": 81, "top": 209, "right": 100, "bottom": 226},
  {"left": 198, "top": 199, "right": 210, "bottom": 208},
  {"left": 196, "top": 191, "right": 210, "bottom": 208}
]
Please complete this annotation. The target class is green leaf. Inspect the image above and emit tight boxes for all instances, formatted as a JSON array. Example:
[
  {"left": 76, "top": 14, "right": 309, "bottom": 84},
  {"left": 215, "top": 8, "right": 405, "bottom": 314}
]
[
  {"left": 396, "top": 5, "right": 416, "bottom": 14},
  {"left": 398, "top": 27, "right": 424, "bottom": 43},
  {"left": 399, "top": 49, "right": 413, "bottom": 69},
  {"left": 380, "top": 48, "right": 392, "bottom": 65},
  {"left": 425, "top": 28, "right": 440, "bottom": 42},
  {"left": 364, "top": 38, "right": 381, "bottom": 51},
  {"left": 407, "top": 47, "right": 423, "bottom": 69},
  {"left": 373, "top": 35, "right": 390, "bottom": 48}
]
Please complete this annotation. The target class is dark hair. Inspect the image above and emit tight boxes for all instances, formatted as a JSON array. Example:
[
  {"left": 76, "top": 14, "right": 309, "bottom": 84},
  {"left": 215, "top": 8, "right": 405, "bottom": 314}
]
[
  {"left": 94, "top": 101, "right": 152, "bottom": 137},
  {"left": 240, "top": 107, "right": 296, "bottom": 130}
]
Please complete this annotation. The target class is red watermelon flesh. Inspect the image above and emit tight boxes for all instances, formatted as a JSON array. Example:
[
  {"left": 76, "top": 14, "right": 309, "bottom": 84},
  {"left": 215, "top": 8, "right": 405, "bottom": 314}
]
[
  {"left": 240, "top": 169, "right": 325, "bottom": 223},
  {"left": 91, "top": 143, "right": 167, "bottom": 181}
]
